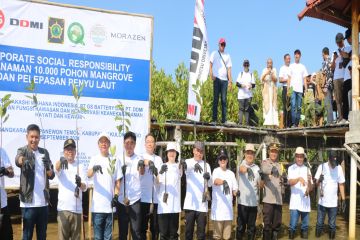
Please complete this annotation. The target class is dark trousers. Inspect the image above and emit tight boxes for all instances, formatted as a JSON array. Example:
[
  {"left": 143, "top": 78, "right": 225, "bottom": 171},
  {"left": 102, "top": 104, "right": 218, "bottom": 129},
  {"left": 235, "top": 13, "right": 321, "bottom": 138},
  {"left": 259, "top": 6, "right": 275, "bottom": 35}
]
[
  {"left": 290, "top": 91, "right": 302, "bottom": 126},
  {"left": 262, "top": 203, "right": 282, "bottom": 238},
  {"left": 316, "top": 205, "right": 337, "bottom": 232},
  {"left": 282, "top": 86, "right": 291, "bottom": 127},
  {"left": 140, "top": 202, "right": 159, "bottom": 240},
  {"left": 212, "top": 78, "right": 228, "bottom": 123},
  {"left": 21, "top": 206, "right": 48, "bottom": 240},
  {"left": 238, "top": 98, "right": 251, "bottom": 125},
  {"left": 117, "top": 200, "right": 142, "bottom": 240},
  {"left": 343, "top": 79, "right": 352, "bottom": 120},
  {"left": 0, "top": 206, "right": 13, "bottom": 240},
  {"left": 158, "top": 213, "right": 179, "bottom": 240},
  {"left": 236, "top": 204, "right": 257, "bottom": 239},
  {"left": 185, "top": 210, "right": 207, "bottom": 240}
]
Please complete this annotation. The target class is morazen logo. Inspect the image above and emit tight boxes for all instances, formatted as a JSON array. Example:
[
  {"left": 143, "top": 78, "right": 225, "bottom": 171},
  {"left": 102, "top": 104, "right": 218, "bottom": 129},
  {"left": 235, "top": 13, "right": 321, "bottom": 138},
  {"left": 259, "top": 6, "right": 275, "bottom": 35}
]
[
  {"left": 0, "top": 10, "right": 5, "bottom": 29},
  {"left": 110, "top": 32, "right": 146, "bottom": 41},
  {"left": 68, "top": 22, "right": 85, "bottom": 45},
  {"left": 48, "top": 17, "right": 65, "bottom": 44},
  {"left": 10, "top": 18, "right": 43, "bottom": 29},
  {"left": 90, "top": 24, "right": 106, "bottom": 47}
]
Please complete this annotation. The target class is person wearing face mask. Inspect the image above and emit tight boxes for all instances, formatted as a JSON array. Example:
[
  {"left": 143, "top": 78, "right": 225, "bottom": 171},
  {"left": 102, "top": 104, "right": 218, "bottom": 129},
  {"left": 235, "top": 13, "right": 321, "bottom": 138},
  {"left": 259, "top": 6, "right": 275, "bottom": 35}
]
[
  {"left": 314, "top": 151, "right": 345, "bottom": 239},
  {"left": 261, "top": 58, "right": 279, "bottom": 127},
  {"left": 211, "top": 148, "right": 238, "bottom": 240},
  {"left": 156, "top": 142, "right": 182, "bottom": 240},
  {"left": 182, "top": 141, "right": 212, "bottom": 240},
  {"left": 15, "top": 124, "right": 55, "bottom": 240},
  {"left": 287, "top": 147, "right": 313, "bottom": 239},
  {"left": 236, "top": 144, "right": 260, "bottom": 240},
  {"left": 236, "top": 59, "right": 255, "bottom": 126}
]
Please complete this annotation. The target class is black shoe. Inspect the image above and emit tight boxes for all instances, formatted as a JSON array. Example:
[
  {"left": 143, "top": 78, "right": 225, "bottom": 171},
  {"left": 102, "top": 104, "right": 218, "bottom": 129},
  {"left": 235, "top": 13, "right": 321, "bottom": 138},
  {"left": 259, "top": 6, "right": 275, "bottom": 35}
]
[
  {"left": 301, "top": 230, "right": 308, "bottom": 239},
  {"left": 315, "top": 229, "right": 322, "bottom": 238},
  {"left": 247, "top": 232, "right": 255, "bottom": 240},
  {"left": 289, "top": 230, "right": 295, "bottom": 239},
  {"left": 272, "top": 231, "right": 278, "bottom": 240},
  {"left": 263, "top": 230, "right": 272, "bottom": 240},
  {"left": 329, "top": 230, "right": 336, "bottom": 239}
]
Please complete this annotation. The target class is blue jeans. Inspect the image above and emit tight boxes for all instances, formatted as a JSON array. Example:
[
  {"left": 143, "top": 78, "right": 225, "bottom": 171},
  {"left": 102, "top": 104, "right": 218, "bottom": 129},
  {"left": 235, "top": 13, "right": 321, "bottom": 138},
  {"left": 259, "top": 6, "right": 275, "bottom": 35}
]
[
  {"left": 290, "top": 91, "right": 302, "bottom": 126},
  {"left": 93, "top": 213, "right": 112, "bottom": 240},
  {"left": 324, "top": 90, "right": 334, "bottom": 123},
  {"left": 316, "top": 205, "right": 337, "bottom": 232},
  {"left": 289, "top": 209, "right": 309, "bottom": 232},
  {"left": 212, "top": 78, "right": 228, "bottom": 123},
  {"left": 21, "top": 206, "right": 48, "bottom": 240}
]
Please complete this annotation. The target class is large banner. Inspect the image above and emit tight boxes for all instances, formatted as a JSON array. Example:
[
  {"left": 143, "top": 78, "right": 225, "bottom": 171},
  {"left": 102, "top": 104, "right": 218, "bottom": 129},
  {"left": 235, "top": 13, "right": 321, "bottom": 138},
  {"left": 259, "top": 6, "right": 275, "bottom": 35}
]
[
  {"left": 0, "top": 0, "right": 153, "bottom": 187},
  {"left": 186, "top": 0, "right": 209, "bottom": 122}
]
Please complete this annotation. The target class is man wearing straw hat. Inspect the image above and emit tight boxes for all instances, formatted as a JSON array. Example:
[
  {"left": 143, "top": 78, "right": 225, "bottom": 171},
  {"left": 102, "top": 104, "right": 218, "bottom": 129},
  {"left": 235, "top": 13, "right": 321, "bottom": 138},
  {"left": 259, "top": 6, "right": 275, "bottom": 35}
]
[
  {"left": 183, "top": 141, "right": 212, "bottom": 240},
  {"left": 260, "top": 142, "right": 282, "bottom": 240},
  {"left": 314, "top": 150, "right": 345, "bottom": 239},
  {"left": 157, "top": 142, "right": 182, "bottom": 239},
  {"left": 287, "top": 147, "right": 313, "bottom": 239},
  {"left": 236, "top": 143, "right": 260, "bottom": 240},
  {"left": 211, "top": 148, "right": 238, "bottom": 240},
  {"left": 0, "top": 147, "right": 14, "bottom": 239},
  {"left": 55, "top": 138, "right": 87, "bottom": 240}
]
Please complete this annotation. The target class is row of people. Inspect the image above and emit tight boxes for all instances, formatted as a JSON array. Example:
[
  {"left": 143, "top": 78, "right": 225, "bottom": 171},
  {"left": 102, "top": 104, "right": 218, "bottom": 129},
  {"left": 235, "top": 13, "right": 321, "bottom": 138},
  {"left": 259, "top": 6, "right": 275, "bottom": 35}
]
[
  {"left": 0, "top": 124, "right": 346, "bottom": 240},
  {"left": 210, "top": 29, "right": 355, "bottom": 127}
]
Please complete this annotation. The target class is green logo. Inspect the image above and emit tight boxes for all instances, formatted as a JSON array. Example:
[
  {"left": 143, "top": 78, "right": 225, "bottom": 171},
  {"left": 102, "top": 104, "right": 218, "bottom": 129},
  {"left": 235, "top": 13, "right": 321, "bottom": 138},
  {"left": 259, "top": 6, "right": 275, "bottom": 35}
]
[
  {"left": 48, "top": 17, "right": 65, "bottom": 44},
  {"left": 67, "top": 22, "right": 85, "bottom": 45}
]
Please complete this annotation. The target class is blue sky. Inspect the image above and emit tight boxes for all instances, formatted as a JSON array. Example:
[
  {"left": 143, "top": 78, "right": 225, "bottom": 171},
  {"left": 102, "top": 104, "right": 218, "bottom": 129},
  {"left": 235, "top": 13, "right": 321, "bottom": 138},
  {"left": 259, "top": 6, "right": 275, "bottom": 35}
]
[{"left": 51, "top": 0, "right": 346, "bottom": 79}]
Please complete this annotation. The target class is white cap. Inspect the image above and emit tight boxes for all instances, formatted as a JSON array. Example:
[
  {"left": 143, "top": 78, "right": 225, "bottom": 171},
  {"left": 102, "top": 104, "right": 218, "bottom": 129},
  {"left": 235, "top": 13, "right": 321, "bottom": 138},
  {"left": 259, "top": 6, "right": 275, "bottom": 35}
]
[
  {"left": 166, "top": 142, "right": 179, "bottom": 153},
  {"left": 98, "top": 132, "right": 110, "bottom": 142},
  {"left": 295, "top": 146, "right": 307, "bottom": 158}
]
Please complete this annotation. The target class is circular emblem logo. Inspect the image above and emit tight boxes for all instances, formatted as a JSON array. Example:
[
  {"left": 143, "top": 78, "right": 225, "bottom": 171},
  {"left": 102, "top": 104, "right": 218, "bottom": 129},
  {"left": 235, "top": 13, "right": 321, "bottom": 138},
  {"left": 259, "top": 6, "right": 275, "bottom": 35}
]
[
  {"left": 68, "top": 22, "right": 85, "bottom": 45},
  {"left": 49, "top": 21, "right": 64, "bottom": 39},
  {"left": 90, "top": 24, "right": 106, "bottom": 47},
  {"left": 0, "top": 10, "right": 5, "bottom": 29}
]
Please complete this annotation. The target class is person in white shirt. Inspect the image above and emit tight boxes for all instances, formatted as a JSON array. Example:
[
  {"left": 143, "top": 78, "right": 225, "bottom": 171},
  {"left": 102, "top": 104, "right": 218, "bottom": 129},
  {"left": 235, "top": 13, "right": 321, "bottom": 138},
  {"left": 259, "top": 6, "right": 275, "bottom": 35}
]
[
  {"left": 209, "top": 38, "right": 233, "bottom": 124},
  {"left": 140, "top": 133, "right": 163, "bottom": 240},
  {"left": 15, "top": 124, "right": 55, "bottom": 240},
  {"left": 55, "top": 138, "right": 87, "bottom": 240},
  {"left": 0, "top": 148, "right": 14, "bottom": 240},
  {"left": 261, "top": 58, "right": 279, "bottom": 127},
  {"left": 287, "top": 147, "right": 313, "bottom": 239},
  {"left": 236, "top": 144, "right": 260, "bottom": 240},
  {"left": 279, "top": 53, "right": 292, "bottom": 128},
  {"left": 87, "top": 132, "right": 122, "bottom": 240},
  {"left": 343, "top": 28, "right": 354, "bottom": 122},
  {"left": 289, "top": 49, "right": 308, "bottom": 127},
  {"left": 182, "top": 141, "right": 212, "bottom": 240},
  {"left": 314, "top": 151, "right": 345, "bottom": 239},
  {"left": 156, "top": 142, "right": 182, "bottom": 240},
  {"left": 236, "top": 59, "right": 255, "bottom": 125},
  {"left": 331, "top": 32, "right": 351, "bottom": 123},
  {"left": 116, "top": 131, "right": 145, "bottom": 240},
  {"left": 211, "top": 148, "right": 237, "bottom": 240}
]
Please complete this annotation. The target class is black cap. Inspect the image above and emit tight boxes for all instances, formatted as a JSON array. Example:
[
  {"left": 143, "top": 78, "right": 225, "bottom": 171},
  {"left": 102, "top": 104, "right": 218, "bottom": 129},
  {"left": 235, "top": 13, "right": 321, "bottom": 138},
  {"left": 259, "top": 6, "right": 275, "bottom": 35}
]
[
  {"left": 217, "top": 148, "right": 228, "bottom": 160},
  {"left": 345, "top": 29, "right": 351, "bottom": 39},
  {"left": 336, "top": 33, "right": 344, "bottom": 43},
  {"left": 328, "top": 150, "right": 337, "bottom": 160},
  {"left": 64, "top": 138, "right": 76, "bottom": 149},
  {"left": 243, "top": 59, "right": 250, "bottom": 65}
]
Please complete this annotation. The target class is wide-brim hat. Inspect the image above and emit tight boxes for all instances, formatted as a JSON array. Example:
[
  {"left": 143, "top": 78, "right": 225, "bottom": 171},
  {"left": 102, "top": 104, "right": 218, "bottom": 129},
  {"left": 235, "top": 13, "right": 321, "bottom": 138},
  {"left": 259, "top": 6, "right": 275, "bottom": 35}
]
[
  {"left": 64, "top": 138, "right": 76, "bottom": 149},
  {"left": 294, "top": 146, "right": 307, "bottom": 158}
]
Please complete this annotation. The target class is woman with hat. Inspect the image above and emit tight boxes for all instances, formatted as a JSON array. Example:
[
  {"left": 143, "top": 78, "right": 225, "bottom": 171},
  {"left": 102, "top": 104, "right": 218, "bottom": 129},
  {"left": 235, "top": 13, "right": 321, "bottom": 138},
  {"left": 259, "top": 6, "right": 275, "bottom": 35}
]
[{"left": 156, "top": 142, "right": 182, "bottom": 240}]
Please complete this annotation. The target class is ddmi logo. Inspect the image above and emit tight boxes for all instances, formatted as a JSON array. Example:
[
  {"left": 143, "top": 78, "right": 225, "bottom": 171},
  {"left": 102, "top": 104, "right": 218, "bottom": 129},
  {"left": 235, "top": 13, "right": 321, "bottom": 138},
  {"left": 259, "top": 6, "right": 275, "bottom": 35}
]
[
  {"left": 0, "top": 10, "right": 5, "bottom": 29},
  {"left": 187, "top": 104, "right": 198, "bottom": 116},
  {"left": 10, "top": 18, "right": 43, "bottom": 29}
]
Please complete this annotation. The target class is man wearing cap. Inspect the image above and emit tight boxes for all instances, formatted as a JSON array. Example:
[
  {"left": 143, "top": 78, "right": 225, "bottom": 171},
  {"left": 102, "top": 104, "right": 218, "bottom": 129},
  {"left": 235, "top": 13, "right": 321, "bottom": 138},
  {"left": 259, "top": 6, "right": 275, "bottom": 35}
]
[
  {"left": 15, "top": 124, "right": 55, "bottom": 240},
  {"left": 140, "top": 133, "right": 162, "bottom": 240},
  {"left": 260, "top": 142, "right": 283, "bottom": 240},
  {"left": 117, "top": 131, "right": 145, "bottom": 240},
  {"left": 236, "top": 59, "right": 255, "bottom": 125},
  {"left": 55, "top": 139, "right": 87, "bottom": 240},
  {"left": 279, "top": 53, "right": 292, "bottom": 128},
  {"left": 331, "top": 32, "right": 351, "bottom": 124},
  {"left": 183, "top": 141, "right": 212, "bottom": 240},
  {"left": 287, "top": 147, "right": 313, "bottom": 239},
  {"left": 156, "top": 142, "right": 182, "bottom": 240},
  {"left": 236, "top": 144, "right": 260, "bottom": 240},
  {"left": 209, "top": 38, "right": 233, "bottom": 124},
  {"left": 321, "top": 47, "right": 334, "bottom": 124},
  {"left": 314, "top": 151, "right": 345, "bottom": 239},
  {"left": 211, "top": 148, "right": 238, "bottom": 240},
  {"left": 289, "top": 49, "right": 308, "bottom": 127},
  {"left": 87, "top": 132, "right": 122, "bottom": 240},
  {"left": 0, "top": 147, "right": 14, "bottom": 240}
]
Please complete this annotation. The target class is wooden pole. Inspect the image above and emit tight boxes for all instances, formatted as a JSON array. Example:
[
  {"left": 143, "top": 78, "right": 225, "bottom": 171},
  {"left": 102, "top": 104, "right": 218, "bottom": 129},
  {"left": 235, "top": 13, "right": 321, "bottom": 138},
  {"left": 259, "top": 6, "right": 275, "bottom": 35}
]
[
  {"left": 88, "top": 187, "right": 93, "bottom": 240},
  {"left": 349, "top": 0, "right": 359, "bottom": 239}
]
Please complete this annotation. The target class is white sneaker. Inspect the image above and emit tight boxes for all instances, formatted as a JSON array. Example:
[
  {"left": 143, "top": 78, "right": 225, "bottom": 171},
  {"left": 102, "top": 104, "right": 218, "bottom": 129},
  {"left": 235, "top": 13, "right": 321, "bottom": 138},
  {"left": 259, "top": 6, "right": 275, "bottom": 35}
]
[{"left": 338, "top": 119, "right": 347, "bottom": 124}]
